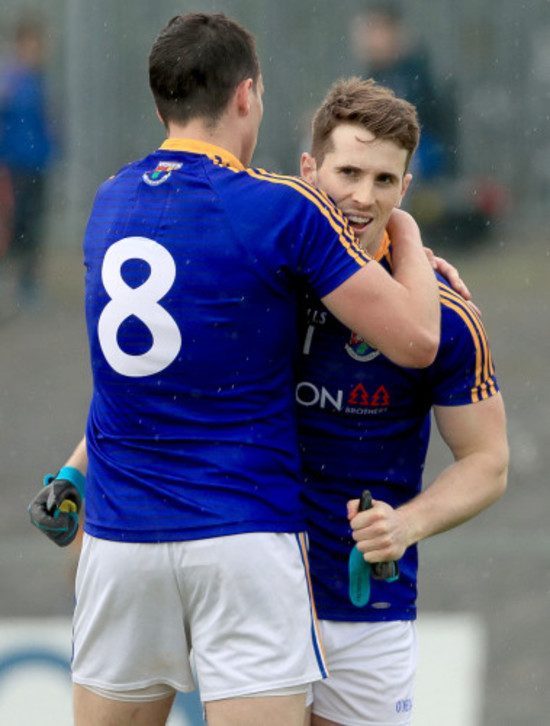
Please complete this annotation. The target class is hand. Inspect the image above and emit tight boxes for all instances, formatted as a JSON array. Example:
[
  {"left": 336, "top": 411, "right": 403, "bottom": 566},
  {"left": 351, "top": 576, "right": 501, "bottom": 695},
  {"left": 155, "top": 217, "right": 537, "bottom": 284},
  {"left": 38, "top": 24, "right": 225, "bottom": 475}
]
[
  {"left": 28, "top": 468, "right": 85, "bottom": 547},
  {"left": 347, "top": 496, "right": 409, "bottom": 563},
  {"left": 424, "top": 247, "right": 475, "bottom": 304}
]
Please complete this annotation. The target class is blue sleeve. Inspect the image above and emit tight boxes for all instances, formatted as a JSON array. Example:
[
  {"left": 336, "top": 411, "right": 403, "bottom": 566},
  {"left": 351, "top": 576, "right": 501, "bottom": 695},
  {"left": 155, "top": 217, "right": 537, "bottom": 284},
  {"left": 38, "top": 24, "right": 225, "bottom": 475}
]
[
  {"left": 431, "top": 279, "right": 499, "bottom": 406},
  {"left": 246, "top": 172, "right": 372, "bottom": 298}
]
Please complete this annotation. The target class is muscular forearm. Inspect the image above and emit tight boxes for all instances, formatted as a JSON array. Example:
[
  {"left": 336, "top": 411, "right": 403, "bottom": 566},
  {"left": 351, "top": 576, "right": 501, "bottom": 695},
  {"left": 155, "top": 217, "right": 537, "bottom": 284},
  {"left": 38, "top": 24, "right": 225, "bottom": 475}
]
[
  {"left": 349, "top": 397, "right": 509, "bottom": 562},
  {"left": 398, "top": 450, "right": 508, "bottom": 549},
  {"left": 350, "top": 452, "right": 507, "bottom": 563}
]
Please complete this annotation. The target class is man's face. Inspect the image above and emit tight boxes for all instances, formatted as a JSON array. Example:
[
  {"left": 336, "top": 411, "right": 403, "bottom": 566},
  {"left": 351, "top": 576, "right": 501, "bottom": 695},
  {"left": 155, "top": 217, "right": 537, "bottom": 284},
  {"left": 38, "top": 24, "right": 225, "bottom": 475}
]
[{"left": 301, "top": 122, "right": 411, "bottom": 253}]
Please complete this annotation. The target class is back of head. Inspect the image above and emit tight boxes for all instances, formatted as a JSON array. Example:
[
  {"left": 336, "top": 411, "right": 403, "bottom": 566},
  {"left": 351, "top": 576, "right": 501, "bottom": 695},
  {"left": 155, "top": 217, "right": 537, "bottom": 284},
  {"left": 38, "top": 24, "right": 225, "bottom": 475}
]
[
  {"left": 310, "top": 77, "right": 420, "bottom": 171},
  {"left": 149, "top": 13, "right": 260, "bottom": 128}
]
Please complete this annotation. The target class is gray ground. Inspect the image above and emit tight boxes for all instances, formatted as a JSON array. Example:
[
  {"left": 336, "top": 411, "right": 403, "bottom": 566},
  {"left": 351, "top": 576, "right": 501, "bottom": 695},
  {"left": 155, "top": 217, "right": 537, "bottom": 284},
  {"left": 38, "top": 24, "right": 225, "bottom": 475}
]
[{"left": 1, "top": 229, "right": 549, "bottom": 725}]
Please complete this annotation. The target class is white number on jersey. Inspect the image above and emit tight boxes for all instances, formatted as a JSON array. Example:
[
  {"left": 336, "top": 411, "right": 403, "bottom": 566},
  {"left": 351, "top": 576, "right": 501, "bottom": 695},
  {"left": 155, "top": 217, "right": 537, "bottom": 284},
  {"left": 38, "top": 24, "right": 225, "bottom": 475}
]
[{"left": 97, "top": 236, "right": 182, "bottom": 377}]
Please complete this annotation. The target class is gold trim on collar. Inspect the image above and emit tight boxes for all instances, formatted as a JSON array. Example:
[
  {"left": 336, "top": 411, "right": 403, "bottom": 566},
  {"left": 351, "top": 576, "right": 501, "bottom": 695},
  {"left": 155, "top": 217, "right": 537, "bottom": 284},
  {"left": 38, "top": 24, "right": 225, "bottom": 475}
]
[
  {"left": 375, "top": 230, "right": 392, "bottom": 262},
  {"left": 159, "top": 138, "right": 244, "bottom": 170}
]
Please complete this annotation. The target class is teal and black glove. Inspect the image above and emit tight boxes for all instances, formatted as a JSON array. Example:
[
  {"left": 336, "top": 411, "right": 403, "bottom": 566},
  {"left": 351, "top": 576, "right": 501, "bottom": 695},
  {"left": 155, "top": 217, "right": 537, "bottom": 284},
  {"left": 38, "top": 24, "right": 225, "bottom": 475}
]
[{"left": 28, "top": 466, "right": 85, "bottom": 547}]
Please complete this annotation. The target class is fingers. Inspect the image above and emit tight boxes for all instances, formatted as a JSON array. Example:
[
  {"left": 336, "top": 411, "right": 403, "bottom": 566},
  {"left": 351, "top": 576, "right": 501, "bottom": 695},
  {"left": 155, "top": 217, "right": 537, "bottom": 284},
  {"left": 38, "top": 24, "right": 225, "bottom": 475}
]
[
  {"left": 46, "top": 486, "right": 60, "bottom": 513},
  {"left": 348, "top": 500, "right": 405, "bottom": 562},
  {"left": 31, "top": 509, "right": 79, "bottom": 546},
  {"left": 46, "top": 480, "right": 82, "bottom": 514},
  {"left": 450, "top": 275, "right": 471, "bottom": 301},
  {"left": 28, "top": 488, "right": 80, "bottom": 547},
  {"left": 467, "top": 299, "right": 483, "bottom": 317},
  {"left": 424, "top": 247, "right": 435, "bottom": 266},
  {"left": 431, "top": 255, "right": 472, "bottom": 300},
  {"left": 347, "top": 498, "right": 360, "bottom": 520}
]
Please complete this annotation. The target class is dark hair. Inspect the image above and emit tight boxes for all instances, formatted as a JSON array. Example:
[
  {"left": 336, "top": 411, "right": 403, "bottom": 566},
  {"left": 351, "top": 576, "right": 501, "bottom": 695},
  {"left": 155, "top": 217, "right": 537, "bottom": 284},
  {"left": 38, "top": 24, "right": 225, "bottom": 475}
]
[
  {"left": 15, "top": 17, "right": 44, "bottom": 44},
  {"left": 359, "top": 0, "right": 404, "bottom": 23},
  {"left": 149, "top": 13, "right": 260, "bottom": 127},
  {"left": 310, "top": 77, "right": 420, "bottom": 171}
]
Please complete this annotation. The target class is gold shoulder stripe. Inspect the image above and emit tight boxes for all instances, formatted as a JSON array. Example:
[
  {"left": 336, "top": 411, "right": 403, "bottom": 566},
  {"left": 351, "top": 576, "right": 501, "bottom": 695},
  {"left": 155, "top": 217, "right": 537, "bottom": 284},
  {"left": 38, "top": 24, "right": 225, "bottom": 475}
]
[
  {"left": 246, "top": 168, "right": 370, "bottom": 266},
  {"left": 439, "top": 285, "right": 495, "bottom": 402},
  {"left": 439, "top": 285, "right": 493, "bottom": 362},
  {"left": 248, "top": 168, "right": 350, "bottom": 226},
  {"left": 248, "top": 168, "right": 356, "bottom": 241}
]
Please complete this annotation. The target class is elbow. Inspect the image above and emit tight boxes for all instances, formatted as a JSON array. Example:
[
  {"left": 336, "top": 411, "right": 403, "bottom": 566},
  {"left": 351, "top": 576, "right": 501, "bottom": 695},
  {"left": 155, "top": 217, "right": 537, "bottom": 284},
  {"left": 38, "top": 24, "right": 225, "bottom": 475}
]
[
  {"left": 494, "top": 456, "right": 509, "bottom": 501},
  {"left": 393, "top": 328, "right": 440, "bottom": 369},
  {"left": 402, "top": 291, "right": 441, "bottom": 368},
  {"left": 415, "top": 329, "right": 440, "bottom": 368},
  {"left": 497, "top": 438, "right": 510, "bottom": 496},
  {"left": 486, "top": 449, "right": 509, "bottom": 506}
]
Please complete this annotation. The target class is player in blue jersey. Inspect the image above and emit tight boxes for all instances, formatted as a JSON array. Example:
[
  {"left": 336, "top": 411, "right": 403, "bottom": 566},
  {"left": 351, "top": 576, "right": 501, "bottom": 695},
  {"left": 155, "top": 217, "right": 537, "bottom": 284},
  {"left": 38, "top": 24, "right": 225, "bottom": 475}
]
[
  {"left": 26, "top": 15, "right": 443, "bottom": 726},
  {"left": 297, "top": 77, "right": 509, "bottom": 726}
]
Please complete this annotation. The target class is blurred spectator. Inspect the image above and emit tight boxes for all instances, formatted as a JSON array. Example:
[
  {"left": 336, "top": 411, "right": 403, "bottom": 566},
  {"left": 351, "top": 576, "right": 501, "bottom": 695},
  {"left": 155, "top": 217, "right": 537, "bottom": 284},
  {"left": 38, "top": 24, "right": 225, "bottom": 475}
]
[
  {"left": 0, "top": 17, "right": 57, "bottom": 309},
  {"left": 350, "top": 0, "right": 506, "bottom": 248},
  {"left": 351, "top": 0, "right": 458, "bottom": 181}
]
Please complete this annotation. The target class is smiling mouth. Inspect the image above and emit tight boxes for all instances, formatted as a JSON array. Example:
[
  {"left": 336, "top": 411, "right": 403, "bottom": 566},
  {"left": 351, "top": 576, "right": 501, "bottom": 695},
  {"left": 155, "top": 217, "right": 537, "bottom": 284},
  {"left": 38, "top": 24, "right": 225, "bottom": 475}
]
[{"left": 346, "top": 213, "right": 372, "bottom": 233}]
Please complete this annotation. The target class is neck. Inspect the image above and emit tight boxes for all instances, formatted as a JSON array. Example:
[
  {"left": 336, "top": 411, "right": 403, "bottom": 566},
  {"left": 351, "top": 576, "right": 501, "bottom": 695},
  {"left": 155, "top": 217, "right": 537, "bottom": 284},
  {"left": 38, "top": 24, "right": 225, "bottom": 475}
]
[
  {"left": 166, "top": 118, "right": 247, "bottom": 165},
  {"left": 362, "top": 235, "right": 383, "bottom": 257}
]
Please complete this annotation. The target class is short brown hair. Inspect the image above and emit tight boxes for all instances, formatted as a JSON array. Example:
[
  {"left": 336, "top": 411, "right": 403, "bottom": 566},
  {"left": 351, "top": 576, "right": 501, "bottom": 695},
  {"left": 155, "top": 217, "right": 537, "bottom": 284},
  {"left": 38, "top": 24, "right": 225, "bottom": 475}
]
[
  {"left": 149, "top": 13, "right": 260, "bottom": 127},
  {"left": 310, "top": 77, "right": 420, "bottom": 171}
]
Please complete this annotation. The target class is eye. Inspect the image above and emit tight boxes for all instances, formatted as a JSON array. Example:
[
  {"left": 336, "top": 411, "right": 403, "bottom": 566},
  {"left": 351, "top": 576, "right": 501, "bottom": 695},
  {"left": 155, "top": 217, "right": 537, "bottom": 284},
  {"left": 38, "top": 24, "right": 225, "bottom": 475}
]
[
  {"left": 378, "top": 174, "right": 396, "bottom": 185},
  {"left": 338, "top": 166, "right": 359, "bottom": 178}
]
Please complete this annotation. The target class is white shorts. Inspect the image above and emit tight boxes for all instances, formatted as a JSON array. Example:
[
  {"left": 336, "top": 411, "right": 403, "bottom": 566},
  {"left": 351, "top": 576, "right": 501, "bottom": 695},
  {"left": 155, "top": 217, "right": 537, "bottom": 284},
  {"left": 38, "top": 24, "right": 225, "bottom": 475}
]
[
  {"left": 310, "top": 620, "right": 417, "bottom": 726},
  {"left": 72, "top": 532, "right": 327, "bottom": 703}
]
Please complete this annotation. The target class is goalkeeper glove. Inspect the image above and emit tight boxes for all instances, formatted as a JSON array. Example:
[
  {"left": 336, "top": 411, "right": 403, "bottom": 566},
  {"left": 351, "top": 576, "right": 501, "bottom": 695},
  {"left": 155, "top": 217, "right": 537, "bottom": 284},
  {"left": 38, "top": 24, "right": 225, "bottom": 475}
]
[{"left": 28, "top": 466, "right": 85, "bottom": 547}]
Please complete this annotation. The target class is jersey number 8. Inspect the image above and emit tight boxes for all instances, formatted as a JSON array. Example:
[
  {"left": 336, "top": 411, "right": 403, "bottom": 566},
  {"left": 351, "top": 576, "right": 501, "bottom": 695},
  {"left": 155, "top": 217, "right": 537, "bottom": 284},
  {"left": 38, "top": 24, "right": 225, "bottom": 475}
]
[{"left": 97, "top": 236, "right": 182, "bottom": 377}]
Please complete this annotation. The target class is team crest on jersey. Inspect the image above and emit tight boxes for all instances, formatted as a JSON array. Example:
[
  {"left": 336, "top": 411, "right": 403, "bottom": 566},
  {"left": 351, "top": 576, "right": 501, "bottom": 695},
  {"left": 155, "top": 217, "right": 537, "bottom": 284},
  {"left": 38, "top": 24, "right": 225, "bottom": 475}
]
[
  {"left": 143, "top": 162, "right": 182, "bottom": 186},
  {"left": 345, "top": 332, "right": 380, "bottom": 362}
]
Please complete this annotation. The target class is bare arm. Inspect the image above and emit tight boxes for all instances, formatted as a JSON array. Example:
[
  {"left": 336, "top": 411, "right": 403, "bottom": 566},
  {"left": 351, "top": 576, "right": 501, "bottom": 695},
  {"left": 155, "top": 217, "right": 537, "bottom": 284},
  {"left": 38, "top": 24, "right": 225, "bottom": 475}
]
[
  {"left": 322, "top": 209, "right": 440, "bottom": 368},
  {"left": 64, "top": 436, "right": 88, "bottom": 475},
  {"left": 348, "top": 393, "right": 509, "bottom": 562}
]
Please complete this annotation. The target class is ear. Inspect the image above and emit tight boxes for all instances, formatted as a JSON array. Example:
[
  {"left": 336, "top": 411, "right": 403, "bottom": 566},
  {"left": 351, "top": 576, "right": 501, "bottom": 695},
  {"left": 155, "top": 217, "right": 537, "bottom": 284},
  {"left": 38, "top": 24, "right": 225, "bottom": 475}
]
[
  {"left": 397, "top": 173, "right": 412, "bottom": 207},
  {"left": 301, "top": 152, "right": 317, "bottom": 182},
  {"left": 155, "top": 107, "right": 167, "bottom": 128},
  {"left": 235, "top": 77, "right": 254, "bottom": 116}
]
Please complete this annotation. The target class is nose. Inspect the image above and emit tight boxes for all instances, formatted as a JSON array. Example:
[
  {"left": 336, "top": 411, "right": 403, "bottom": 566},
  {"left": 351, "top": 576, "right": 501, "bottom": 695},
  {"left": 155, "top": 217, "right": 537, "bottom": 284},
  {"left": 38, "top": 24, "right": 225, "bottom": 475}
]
[{"left": 351, "top": 179, "right": 375, "bottom": 208}]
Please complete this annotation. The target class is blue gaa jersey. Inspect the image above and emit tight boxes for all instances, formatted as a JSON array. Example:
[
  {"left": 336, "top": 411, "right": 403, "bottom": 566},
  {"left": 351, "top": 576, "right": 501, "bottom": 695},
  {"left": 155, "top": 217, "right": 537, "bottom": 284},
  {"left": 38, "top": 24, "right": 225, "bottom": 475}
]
[
  {"left": 83, "top": 139, "right": 372, "bottom": 543},
  {"left": 296, "top": 232, "right": 499, "bottom": 621}
]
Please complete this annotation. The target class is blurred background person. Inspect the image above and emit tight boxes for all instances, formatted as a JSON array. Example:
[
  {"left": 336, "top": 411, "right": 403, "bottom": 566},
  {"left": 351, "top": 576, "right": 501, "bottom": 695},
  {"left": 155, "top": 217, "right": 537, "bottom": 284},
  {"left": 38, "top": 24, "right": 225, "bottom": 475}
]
[
  {"left": 0, "top": 16, "right": 57, "bottom": 310},
  {"left": 350, "top": 0, "right": 507, "bottom": 248},
  {"left": 351, "top": 0, "right": 457, "bottom": 182}
]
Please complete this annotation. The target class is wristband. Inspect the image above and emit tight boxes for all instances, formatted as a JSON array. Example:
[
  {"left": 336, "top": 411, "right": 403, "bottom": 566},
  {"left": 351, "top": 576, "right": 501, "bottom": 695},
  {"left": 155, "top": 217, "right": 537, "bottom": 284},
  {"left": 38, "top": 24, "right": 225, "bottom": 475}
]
[{"left": 45, "top": 466, "right": 86, "bottom": 500}]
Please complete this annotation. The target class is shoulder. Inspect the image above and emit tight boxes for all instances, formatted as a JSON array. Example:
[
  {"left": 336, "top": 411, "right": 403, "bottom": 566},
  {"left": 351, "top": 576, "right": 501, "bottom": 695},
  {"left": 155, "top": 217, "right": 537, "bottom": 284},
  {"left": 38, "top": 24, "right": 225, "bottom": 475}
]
[
  {"left": 436, "top": 273, "right": 495, "bottom": 373},
  {"left": 431, "top": 273, "right": 499, "bottom": 403},
  {"left": 96, "top": 154, "right": 156, "bottom": 192},
  {"left": 222, "top": 166, "right": 358, "bottom": 240},
  {"left": 437, "top": 273, "right": 488, "bottom": 339},
  {"left": 244, "top": 168, "right": 344, "bottom": 216}
]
